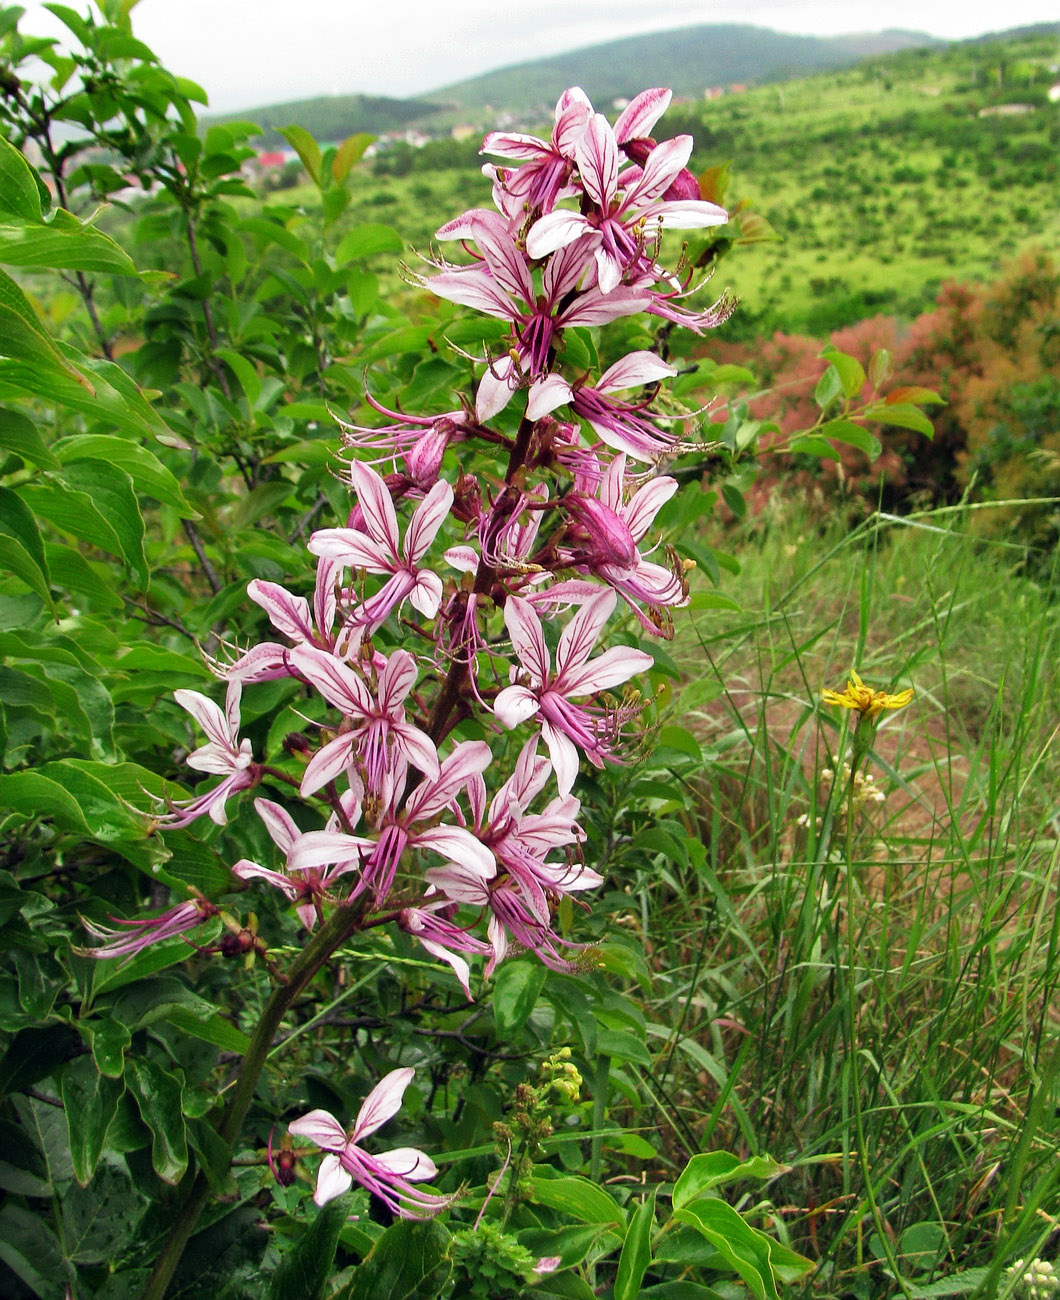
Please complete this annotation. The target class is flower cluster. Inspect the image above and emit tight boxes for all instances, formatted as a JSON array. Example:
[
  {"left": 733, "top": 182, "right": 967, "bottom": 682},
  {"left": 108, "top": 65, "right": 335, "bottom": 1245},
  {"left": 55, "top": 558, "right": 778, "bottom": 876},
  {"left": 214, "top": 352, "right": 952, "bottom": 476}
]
[{"left": 85, "top": 86, "right": 731, "bottom": 1217}]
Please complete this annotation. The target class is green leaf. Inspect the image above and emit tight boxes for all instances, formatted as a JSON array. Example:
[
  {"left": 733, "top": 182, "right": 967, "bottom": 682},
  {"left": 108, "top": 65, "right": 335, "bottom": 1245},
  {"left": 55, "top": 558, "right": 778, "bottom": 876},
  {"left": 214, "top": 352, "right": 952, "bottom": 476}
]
[
  {"left": 333, "top": 133, "right": 375, "bottom": 182},
  {"left": 812, "top": 364, "right": 843, "bottom": 411},
  {"left": 865, "top": 401, "right": 935, "bottom": 437},
  {"left": 127, "top": 1057, "right": 188, "bottom": 1183},
  {"left": 163, "top": 1007, "right": 250, "bottom": 1055},
  {"left": 216, "top": 346, "right": 262, "bottom": 408},
  {"left": 60, "top": 1162, "right": 144, "bottom": 1266},
  {"left": 529, "top": 1172, "right": 624, "bottom": 1226},
  {"left": 279, "top": 125, "right": 322, "bottom": 187},
  {"left": 819, "top": 418, "right": 882, "bottom": 462},
  {"left": 0, "top": 1024, "right": 80, "bottom": 1095},
  {"left": 31, "top": 759, "right": 162, "bottom": 872},
  {"left": 60, "top": 1056, "right": 123, "bottom": 1186},
  {"left": 0, "top": 1203, "right": 71, "bottom": 1300},
  {"left": 0, "top": 271, "right": 85, "bottom": 380},
  {"left": 43, "top": 3, "right": 94, "bottom": 46},
  {"left": 516, "top": 1225, "right": 617, "bottom": 1271},
  {"left": 0, "top": 407, "right": 59, "bottom": 469},
  {"left": 819, "top": 345, "right": 866, "bottom": 399},
  {"left": 673, "top": 1152, "right": 790, "bottom": 1210},
  {"left": 789, "top": 435, "right": 841, "bottom": 462},
  {"left": 85, "top": 1016, "right": 132, "bottom": 1077},
  {"left": 614, "top": 1186, "right": 656, "bottom": 1300},
  {"left": 906, "top": 1269, "right": 991, "bottom": 1298},
  {"left": 335, "top": 223, "right": 404, "bottom": 262},
  {"left": 53, "top": 433, "right": 197, "bottom": 514},
  {"left": 0, "top": 485, "right": 54, "bottom": 608},
  {"left": 336, "top": 1218, "right": 452, "bottom": 1300},
  {"left": 673, "top": 1199, "right": 812, "bottom": 1300},
  {"left": 50, "top": 460, "right": 147, "bottom": 587},
  {"left": 267, "top": 1198, "right": 349, "bottom": 1300},
  {"left": 492, "top": 959, "right": 546, "bottom": 1035},
  {"left": 0, "top": 209, "right": 137, "bottom": 274},
  {"left": 0, "top": 770, "right": 90, "bottom": 834},
  {"left": 0, "top": 135, "right": 44, "bottom": 223}
]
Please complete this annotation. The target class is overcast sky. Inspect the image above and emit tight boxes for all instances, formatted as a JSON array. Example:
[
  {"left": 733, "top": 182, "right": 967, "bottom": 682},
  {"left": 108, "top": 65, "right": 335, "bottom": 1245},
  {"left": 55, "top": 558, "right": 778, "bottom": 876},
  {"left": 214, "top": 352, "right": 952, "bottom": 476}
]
[{"left": 18, "top": 0, "right": 1060, "bottom": 112}]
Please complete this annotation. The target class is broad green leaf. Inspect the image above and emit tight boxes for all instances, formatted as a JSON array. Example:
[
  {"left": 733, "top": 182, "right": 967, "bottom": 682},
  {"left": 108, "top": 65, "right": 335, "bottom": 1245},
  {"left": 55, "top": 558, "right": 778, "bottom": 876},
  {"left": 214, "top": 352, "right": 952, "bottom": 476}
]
[
  {"left": 186, "top": 1117, "right": 232, "bottom": 1193},
  {"left": 336, "top": 1218, "right": 452, "bottom": 1300},
  {"left": 0, "top": 1202, "right": 70, "bottom": 1300},
  {"left": 44, "top": 544, "right": 123, "bottom": 609},
  {"left": 698, "top": 160, "right": 731, "bottom": 205},
  {"left": 336, "top": 223, "right": 404, "bottom": 262},
  {"left": 819, "top": 345, "right": 866, "bottom": 398},
  {"left": 85, "top": 1016, "right": 132, "bottom": 1077},
  {"left": 0, "top": 407, "right": 60, "bottom": 469},
  {"left": 673, "top": 1152, "right": 790, "bottom": 1210},
  {"left": 789, "top": 435, "right": 842, "bottom": 462},
  {"left": 60, "top": 1056, "right": 123, "bottom": 1186},
  {"left": 0, "top": 272, "right": 86, "bottom": 380},
  {"left": 516, "top": 1225, "right": 617, "bottom": 1271},
  {"left": 60, "top": 1162, "right": 143, "bottom": 1266},
  {"left": 0, "top": 485, "right": 53, "bottom": 608},
  {"left": 0, "top": 134, "right": 44, "bottom": 222},
  {"left": 13, "top": 1091, "right": 76, "bottom": 1184},
  {"left": 492, "top": 959, "right": 546, "bottom": 1035},
  {"left": 812, "top": 364, "right": 843, "bottom": 411},
  {"left": 267, "top": 1198, "right": 349, "bottom": 1300},
  {"left": 216, "top": 346, "right": 262, "bottom": 407},
  {"left": 614, "top": 1186, "right": 656, "bottom": 1300},
  {"left": 819, "top": 418, "right": 882, "bottom": 462},
  {"left": 0, "top": 1117, "right": 51, "bottom": 1197},
  {"left": 43, "top": 3, "right": 94, "bottom": 46},
  {"left": 163, "top": 1007, "right": 250, "bottom": 1055},
  {"left": 0, "top": 209, "right": 137, "bottom": 274},
  {"left": 53, "top": 433, "right": 197, "bottom": 514},
  {"left": 127, "top": 1057, "right": 188, "bottom": 1183},
  {"left": 865, "top": 401, "right": 936, "bottom": 437},
  {"left": 885, "top": 385, "right": 945, "bottom": 406},
  {"left": 333, "top": 133, "right": 375, "bottom": 182},
  {"left": 906, "top": 1269, "right": 991, "bottom": 1298},
  {"left": 87, "top": 924, "right": 223, "bottom": 1000},
  {"left": 49, "top": 461, "right": 147, "bottom": 587},
  {"left": 0, "top": 771, "right": 90, "bottom": 834},
  {"left": 0, "top": 1025, "right": 80, "bottom": 1097},
  {"left": 529, "top": 1172, "right": 624, "bottom": 1226},
  {"left": 33, "top": 759, "right": 162, "bottom": 871},
  {"left": 279, "top": 124, "right": 322, "bottom": 186},
  {"left": 674, "top": 1198, "right": 812, "bottom": 1300}
]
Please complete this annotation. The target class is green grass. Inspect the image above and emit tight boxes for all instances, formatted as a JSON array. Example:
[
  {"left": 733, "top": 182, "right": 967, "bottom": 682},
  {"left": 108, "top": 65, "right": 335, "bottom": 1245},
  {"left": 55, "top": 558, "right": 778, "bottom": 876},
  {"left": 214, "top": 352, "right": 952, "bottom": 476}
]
[{"left": 641, "top": 501, "right": 1060, "bottom": 1295}]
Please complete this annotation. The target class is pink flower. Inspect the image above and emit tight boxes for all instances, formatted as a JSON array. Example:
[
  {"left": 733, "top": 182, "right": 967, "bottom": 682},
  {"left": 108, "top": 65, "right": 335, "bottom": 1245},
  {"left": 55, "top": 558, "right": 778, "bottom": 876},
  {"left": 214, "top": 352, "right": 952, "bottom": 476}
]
[
  {"left": 290, "top": 645, "right": 438, "bottom": 797},
  {"left": 494, "top": 591, "right": 653, "bottom": 794},
  {"left": 79, "top": 897, "right": 218, "bottom": 959},
  {"left": 526, "top": 113, "right": 727, "bottom": 293},
  {"left": 308, "top": 460, "right": 452, "bottom": 631},
  {"left": 289, "top": 1068, "right": 452, "bottom": 1219},
  {"left": 232, "top": 794, "right": 373, "bottom": 929},
  {"left": 398, "top": 899, "right": 491, "bottom": 999},
  {"left": 481, "top": 86, "right": 593, "bottom": 216},
  {"left": 160, "top": 682, "right": 256, "bottom": 826}
]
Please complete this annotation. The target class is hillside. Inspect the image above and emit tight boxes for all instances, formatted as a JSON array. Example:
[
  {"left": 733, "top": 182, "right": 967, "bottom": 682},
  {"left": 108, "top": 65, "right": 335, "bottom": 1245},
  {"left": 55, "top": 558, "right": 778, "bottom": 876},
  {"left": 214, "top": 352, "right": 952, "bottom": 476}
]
[
  {"left": 203, "top": 93, "right": 442, "bottom": 144},
  {"left": 426, "top": 24, "right": 940, "bottom": 113}
]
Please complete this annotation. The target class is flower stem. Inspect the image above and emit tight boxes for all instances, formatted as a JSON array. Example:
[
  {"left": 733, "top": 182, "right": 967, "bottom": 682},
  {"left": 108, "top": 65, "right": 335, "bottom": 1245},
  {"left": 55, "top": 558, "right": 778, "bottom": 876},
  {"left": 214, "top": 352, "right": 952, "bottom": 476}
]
[{"left": 140, "top": 896, "right": 368, "bottom": 1300}]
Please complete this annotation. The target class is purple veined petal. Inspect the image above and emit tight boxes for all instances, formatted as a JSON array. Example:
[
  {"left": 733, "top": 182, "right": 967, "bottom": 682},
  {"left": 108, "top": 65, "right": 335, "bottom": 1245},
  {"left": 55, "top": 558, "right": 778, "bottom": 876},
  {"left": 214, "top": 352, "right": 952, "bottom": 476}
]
[
  {"left": 205, "top": 773, "right": 244, "bottom": 826},
  {"left": 555, "top": 589, "right": 616, "bottom": 679},
  {"left": 185, "top": 744, "right": 239, "bottom": 776},
  {"left": 313, "top": 1154, "right": 354, "bottom": 1206},
  {"left": 471, "top": 218, "right": 535, "bottom": 301},
  {"left": 224, "top": 681, "right": 242, "bottom": 735},
  {"left": 419, "top": 937, "right": 473, "bottom": 999},
  {"left": 372, "top": 1146, "right": 439, "bottom": 1181},
  {"left": 525, "top": 210, "right": 594, "bottom": 260},
  {"left": 290, "top": 645, "right": 374, "bottom": 717},
  {"left": 247, "top": 579, "right": 314, "bottom": 643},
  {"left": 594, "top": 246, "right": 625, "bottom": 295},
  {"left": 173, "top": 689, "right": 231, "bottom": 751},
  {"left": 614, "top": 87, "right": 673, "bottom": 143},
  {"left": 543, "top": 232, "right": 597, "bottom": 301},
  {"left": 350, "top": 460, "right": 401, "bottom": 557},
  {"left": 425, "top": 861, "right": 491, "bottom": 905},
  {"left": 409, "top": 571, "right": 444, "bottom": 619},
  {"left": 599, "top": 453, "right": 627, "bottom": 514},
  {"left": 287, "top": 830, "right": 371, "bottom": 874},
  {"left": 526, "top": 374, "right": 573, "bottom": 421},
  {"left": 254, "top": 798, "right": 300, "bottom": 854},
  {"left": 553, "top": 86, "right": 594, "bottom": 155},
  {"left": 597, "top": 350, "right": 678, "bottom": 393},
  {"left": 314, "top": 556, "right": 340, "bottom": 638},
  {"left": 557, "top": 284, "right": 651, "bottom": 328},
  {"left": 652, "top": 198, "right": 729, "bottom": 229},
  {"left": 436, "top": 206, "right": 500, "bottom": 237},
  {"left": 576, "top": 113, "right": 619, "bottom": 209},
  {"left": 444, "top": 544, "right": 478, "bottom": 573},
  {"left": 353, "top": 1067, "right": 415, "bottom": 1140},
  {"left": 404, "top": 479, "right": 454, "bottom": 563},
  {"left": 623, "top": 134, "right": 693, "bottom": 206},
  {"left": 423, "top": 266, "right": 515, "bottom": 320},
  {"left": 540, "top": 720, "right": 581, "bottom": 797},
  {"left": 561, "top": 643, "right": 654, "bottom": 697},
  {"left": 415, "top": 825, "right": 496, "bottom": 877},
  {"left": 378, "top": 649, "right": 418, "bottom": 715},
  {"left": 231, "top": 859, "right": 302, "bottom": 899},
  {"left": 289, "top": 1108, "right": 348, "bottom": 1150},
  {"left": 221, "top": 642, "right": 291, "bottom": 684},
  {"left": 405, "top": 740, "right": 492, "bottom": 821},
  {"left": 308, "top": 527, "right": 390, "bottom": 573},
  {"left": 393, "top": 721, "right": 441, "bottom": 779},
  {"left": 624, "top": 475, "right": 679, "bottom": 539},
  {"left": 296, "top": 901, "right": 319, "bottom": 930},
  {"left": 480, "top": 131, "right": 550, "bottom": 161},
  {"left": 476, "top": 362, "right": 516, "bottom": 423},
  {"left": 494, "top": 684, "right": 541, "bottom": 730},
  {"left": 300, "top": 733, "right": 356, "bottom": 798},
  {"left": 504, "top": 596, "right": 551, "bottom": 684}
]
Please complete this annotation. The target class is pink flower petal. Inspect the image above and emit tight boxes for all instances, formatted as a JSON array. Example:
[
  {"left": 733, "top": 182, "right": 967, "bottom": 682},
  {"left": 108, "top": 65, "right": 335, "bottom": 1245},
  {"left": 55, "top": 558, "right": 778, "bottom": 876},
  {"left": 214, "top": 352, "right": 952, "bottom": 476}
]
[
  {"left": 289, "top": 1108, "right": 347, "bottom": 1150},
  {"left": 494, "top": 684, "right": 541, "bottom": 729},
  {"left": 624, "top": 135, "right": 693, "bottom": 206},
  {"left": 299, "top": 733, "right": 356, "bottom": 798},
  {"left": 576, "top": 113, "right": 618, "bottom": 209},
  {"left": 555, "top": 589, "right": 616, "bottom": 679},
  {"left": 614, "top": 87, "right": 672, "bottom": 143},
  {"left": 313, "top": 1154, "right": 353, "bottom": 1206},
  {"left": 393, "top": 721, "right": 441, "bottom": 779},
  {"left": 254, "top": 798, "right": 300, "bottom": 854},
  {"left": 560, "top": 644, "right": 653, "bottom": 697},
  {"left": 597, "top": 350, "right": 677, "bottom": 393},
  {"left": 372, "top": 1146, "right": 438, "bottom": 1181},
  {"left": 353, "top": 1067, "right": 415, "bottom": 1140},
  {"left": 350, "top": 460, "right": 401, "bottom": 556},
  {"left": 504, "top": 596, "right": 550, "bottom": 684},
  {"left": 527, "top": 374, "right": 572, "bottom": 421},
  {"left": 540, "top": 721, "right": 580, "bottom": 796},
  {"left": 308, "top": 527, "right": 389, "bottom": 573},
  {"left": 248, "top": 579, "right": 313, "bottom": 643},
  {"left": 525, "top": 210, "right": 593, "bottom": 260},
  {"left": 404, "top": 479, "right": 454, "bottom": 562},
  {"left": 173, "top": 689, "right": 231, "bottom": 751},
  {"left": 290, "top": 645, "right": 373, "bottom": 717}
]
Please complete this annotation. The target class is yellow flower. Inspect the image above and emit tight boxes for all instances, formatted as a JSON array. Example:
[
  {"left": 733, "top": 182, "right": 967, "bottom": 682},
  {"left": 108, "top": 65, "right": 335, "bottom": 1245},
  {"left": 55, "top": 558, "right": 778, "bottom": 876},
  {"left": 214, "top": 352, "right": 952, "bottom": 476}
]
[{"left": 822, "top": 669, "right": 913, "bottom": 721}]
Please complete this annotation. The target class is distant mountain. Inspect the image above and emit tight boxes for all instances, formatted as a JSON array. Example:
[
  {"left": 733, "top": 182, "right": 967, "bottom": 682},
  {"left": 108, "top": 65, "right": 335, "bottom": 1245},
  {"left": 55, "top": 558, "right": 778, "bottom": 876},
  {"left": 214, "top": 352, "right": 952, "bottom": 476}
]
[
  {"left": 425, "top": 24, "right": 944, "bottom": 114},
  {"left": 204, "top": 94, "right": 443, "bottom": 144}
]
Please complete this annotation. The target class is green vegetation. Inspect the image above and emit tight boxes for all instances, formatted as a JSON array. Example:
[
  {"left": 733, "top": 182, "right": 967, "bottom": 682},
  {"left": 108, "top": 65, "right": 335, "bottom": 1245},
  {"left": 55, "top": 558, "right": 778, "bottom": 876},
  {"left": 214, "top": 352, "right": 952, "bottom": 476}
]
[{"left": 205, "top": 92, "right": 443, "bottom": 144}]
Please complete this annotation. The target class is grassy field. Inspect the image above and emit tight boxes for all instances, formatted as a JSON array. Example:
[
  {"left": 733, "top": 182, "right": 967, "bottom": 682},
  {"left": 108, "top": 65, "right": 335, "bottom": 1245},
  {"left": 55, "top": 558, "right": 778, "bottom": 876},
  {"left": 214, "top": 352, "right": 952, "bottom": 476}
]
[{"left": 636, "top": 500, "right": 1060, "bottom": 1293}]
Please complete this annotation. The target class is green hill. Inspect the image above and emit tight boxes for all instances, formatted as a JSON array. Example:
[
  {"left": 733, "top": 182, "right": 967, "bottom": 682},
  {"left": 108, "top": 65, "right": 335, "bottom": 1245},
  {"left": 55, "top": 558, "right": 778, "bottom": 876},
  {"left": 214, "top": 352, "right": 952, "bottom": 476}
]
[
  {"left": 426, "top": 24, "right": 941, "bottom": 113},
  {"left": 204, "top": 93, "right": 442, "bottom": 144}
]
